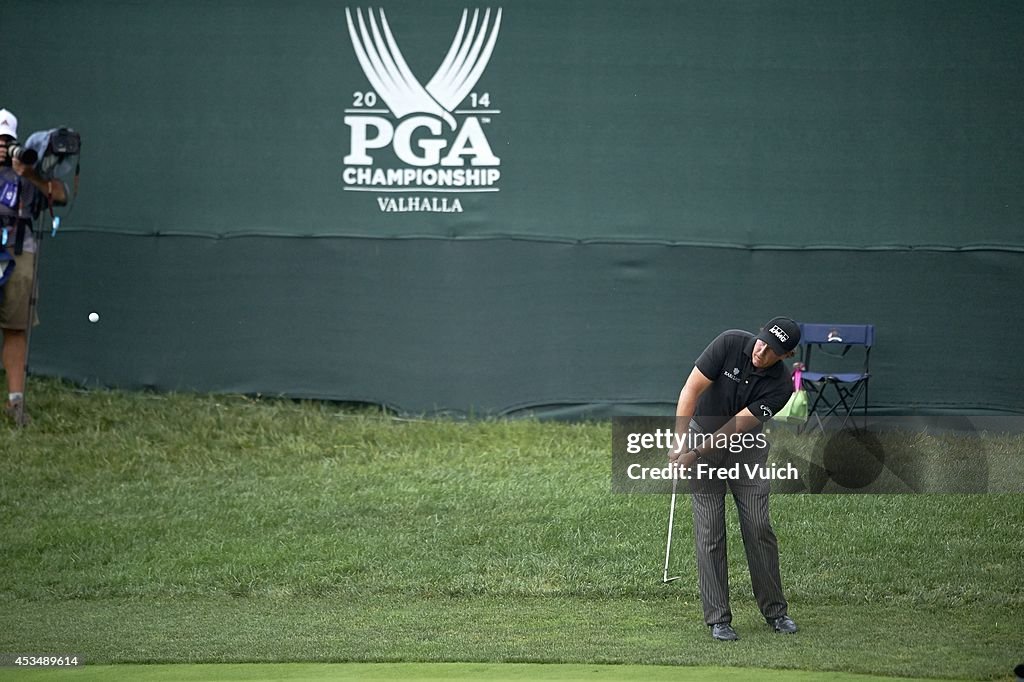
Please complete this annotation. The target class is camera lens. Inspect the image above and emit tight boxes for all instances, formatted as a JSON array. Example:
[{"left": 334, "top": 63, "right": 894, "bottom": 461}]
[{"left": 10, "top": 146, "right": 38, "bottom": 166}]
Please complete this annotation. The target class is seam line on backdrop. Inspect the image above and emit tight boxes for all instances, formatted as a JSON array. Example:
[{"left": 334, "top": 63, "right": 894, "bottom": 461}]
[{"left": 40, "top": 227, "right": 1024, "bottom": 254}]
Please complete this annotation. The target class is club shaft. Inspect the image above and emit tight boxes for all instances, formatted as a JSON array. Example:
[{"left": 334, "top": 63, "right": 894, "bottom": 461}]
[{"left": 663, "top": 477, "right": 678, "bottom": 579}]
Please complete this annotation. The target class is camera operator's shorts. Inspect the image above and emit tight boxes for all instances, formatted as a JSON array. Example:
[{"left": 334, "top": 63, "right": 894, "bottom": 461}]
[{"left": 0, "top": 250, "right": 39, "bottom": 330}]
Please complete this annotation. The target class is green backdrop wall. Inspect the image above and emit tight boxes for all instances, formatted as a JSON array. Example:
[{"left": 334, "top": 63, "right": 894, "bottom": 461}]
[{"left": 8, "top": 1, "right": 1024, "bottom": 414}]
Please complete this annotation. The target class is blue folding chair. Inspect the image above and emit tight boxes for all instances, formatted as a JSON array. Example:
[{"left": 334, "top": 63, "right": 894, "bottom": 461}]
[{"left": 797, "top": 323, "right": 875, "bottom": 431}]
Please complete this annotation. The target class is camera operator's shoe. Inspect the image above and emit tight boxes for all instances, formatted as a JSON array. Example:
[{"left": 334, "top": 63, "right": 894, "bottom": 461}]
[{"left": 5, "top": 399, "right": 31, "bottom": 427}]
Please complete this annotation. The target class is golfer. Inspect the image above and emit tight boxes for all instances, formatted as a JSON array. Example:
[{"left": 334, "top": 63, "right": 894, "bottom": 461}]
[{"left": 668, "top": 317, "right": 801, "bottom": 641}]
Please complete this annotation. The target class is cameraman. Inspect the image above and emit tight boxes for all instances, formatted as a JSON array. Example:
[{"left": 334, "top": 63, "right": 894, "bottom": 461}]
[{"left": 0, "top": 108, "right": 66, "bottom": 426}]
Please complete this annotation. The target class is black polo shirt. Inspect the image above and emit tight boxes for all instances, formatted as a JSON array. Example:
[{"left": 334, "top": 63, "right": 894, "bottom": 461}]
[{"left": 692, "top": 330, "right": 794, "bottom": 436}]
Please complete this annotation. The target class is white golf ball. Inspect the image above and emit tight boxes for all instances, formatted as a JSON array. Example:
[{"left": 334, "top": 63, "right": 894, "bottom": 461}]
[{"left": 88, "top": 312, "right": 100, "bottom": 323}]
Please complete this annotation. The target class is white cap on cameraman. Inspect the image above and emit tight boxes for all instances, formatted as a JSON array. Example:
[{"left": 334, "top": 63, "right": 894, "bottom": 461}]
[{"left": 0, "top": 109, "right": 17, "bottom": 139}]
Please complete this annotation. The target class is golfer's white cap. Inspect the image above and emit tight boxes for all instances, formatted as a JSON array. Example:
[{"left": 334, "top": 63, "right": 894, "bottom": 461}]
[{"left": 0, "top": 109, "right": 18, "bottom": 139}]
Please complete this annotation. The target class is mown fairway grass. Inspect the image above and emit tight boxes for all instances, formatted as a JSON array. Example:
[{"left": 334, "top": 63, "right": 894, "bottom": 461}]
[
  {"left": 1, "top": 378, "right": 1021, "bottom": 680},
  {"left": 0, "top": 662, "right": 986, "bottom": 682}
]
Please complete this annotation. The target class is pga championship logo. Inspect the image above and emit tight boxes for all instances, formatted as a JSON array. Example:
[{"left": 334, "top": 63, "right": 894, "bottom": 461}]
[{"left": 343, "top": 7, "right": 503, "bottom": 213}]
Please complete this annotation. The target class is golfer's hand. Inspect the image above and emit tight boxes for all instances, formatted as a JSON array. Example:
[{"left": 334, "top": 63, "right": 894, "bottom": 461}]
[{"left": 667, "top": 448, "right": 698, "bottom": 468}]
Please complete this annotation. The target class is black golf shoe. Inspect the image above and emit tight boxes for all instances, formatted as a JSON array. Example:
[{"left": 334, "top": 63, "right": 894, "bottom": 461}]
[
  {"left": 769, "top": 615, "right": 798, "bottom": 634},
  {"left": 710, "top": 623, "right": 739, "bottom": 641}
]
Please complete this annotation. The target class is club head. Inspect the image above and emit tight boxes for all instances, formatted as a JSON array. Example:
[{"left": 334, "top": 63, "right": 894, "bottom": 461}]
[{"left": 662, "top": 574, "right": 680, "bottom": 584}]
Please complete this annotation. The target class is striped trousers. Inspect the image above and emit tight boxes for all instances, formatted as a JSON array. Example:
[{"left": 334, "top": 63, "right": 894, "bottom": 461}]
[{"left": 690, "top": 448, "right": 788, "bottom": 626}]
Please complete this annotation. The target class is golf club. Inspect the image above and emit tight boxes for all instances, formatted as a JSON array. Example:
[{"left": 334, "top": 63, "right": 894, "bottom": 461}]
[{"left": 662, "top": 475, "right": 680, "bottom": 583}]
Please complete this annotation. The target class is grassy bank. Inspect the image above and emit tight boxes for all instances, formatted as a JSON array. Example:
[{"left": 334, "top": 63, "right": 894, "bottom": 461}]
[{"left": 1, "top": 379, "right": 1021, "bottom": 680}]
